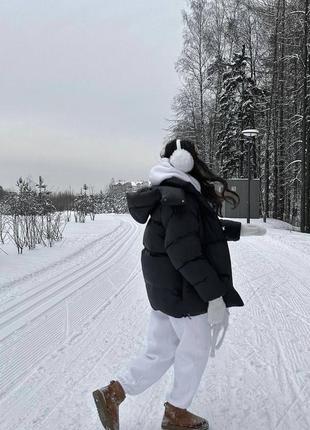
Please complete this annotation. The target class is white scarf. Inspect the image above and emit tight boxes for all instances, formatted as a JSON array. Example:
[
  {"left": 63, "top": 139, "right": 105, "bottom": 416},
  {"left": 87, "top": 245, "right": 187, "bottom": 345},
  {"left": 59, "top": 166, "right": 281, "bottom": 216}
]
[{"left": 148, "top": 157, "right": 201, "bottom": 193}]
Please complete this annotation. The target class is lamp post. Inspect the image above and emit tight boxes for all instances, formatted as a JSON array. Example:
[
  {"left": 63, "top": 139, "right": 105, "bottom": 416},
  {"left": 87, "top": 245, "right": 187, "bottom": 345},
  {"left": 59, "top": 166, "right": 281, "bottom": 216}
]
[{"left": 241, "top": 129, "right": 259, "bottom": 223}]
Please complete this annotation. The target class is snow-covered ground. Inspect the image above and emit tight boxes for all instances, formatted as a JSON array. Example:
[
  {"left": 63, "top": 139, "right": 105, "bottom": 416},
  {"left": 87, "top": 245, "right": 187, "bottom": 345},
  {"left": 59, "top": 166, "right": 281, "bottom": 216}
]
[{"left": 0, "top": 214, "right": 309, "bottom": 430}]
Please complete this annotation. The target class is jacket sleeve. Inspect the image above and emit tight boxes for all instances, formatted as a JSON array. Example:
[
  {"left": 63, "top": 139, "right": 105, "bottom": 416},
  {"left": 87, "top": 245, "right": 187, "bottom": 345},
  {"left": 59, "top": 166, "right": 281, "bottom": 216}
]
[
  {"left": 161, "top": 203, "right": 229, "bottom": 302},
  {"left": 219, "top": 219, "right": 241, "bottom": 241}
]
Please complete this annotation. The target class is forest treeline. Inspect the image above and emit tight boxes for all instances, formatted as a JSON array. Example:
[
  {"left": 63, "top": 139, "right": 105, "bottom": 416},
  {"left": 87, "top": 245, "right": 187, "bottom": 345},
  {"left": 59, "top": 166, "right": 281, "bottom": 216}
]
[{"left": 170, "top": 0, "right": 310, "bottom": 232}]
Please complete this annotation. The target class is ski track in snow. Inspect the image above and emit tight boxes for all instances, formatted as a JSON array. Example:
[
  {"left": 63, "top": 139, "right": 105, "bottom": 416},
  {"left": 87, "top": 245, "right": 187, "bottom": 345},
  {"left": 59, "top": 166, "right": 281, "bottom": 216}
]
[{"left": 0, "top": 215, "right": 309, "bottom": 430}]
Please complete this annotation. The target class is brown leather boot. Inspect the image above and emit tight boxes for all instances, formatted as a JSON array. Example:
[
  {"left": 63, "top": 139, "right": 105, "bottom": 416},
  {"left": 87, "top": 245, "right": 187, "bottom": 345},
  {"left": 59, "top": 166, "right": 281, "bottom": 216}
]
[
  {"left": 161, "top": 401, "right": 209, "bottom": 430},
  {"left": 92, "top": 380, "right": 126, "bottom": 430}
]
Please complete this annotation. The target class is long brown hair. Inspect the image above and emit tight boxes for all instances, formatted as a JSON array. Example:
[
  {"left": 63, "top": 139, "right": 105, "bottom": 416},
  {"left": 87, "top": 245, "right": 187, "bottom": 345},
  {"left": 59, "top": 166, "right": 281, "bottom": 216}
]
[{"left": 161, "top": 139, "right": 240, "bottom": 216}]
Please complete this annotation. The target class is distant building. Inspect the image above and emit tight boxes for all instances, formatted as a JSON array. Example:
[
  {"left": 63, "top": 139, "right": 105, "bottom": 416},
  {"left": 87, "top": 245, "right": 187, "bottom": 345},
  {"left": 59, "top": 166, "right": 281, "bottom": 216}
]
[{"left": 110, "top": 179, "right": 149, "bottom": 193}]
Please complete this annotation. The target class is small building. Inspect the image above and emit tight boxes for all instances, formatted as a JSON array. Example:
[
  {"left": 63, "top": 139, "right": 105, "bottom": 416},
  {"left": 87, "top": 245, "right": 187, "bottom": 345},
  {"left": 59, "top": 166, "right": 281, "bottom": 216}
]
[
  {"left": 110, "top": 179, "right": 148, "bottom": 193},
  {"left": 222, "top": 178, "right": 260, "bottom": 219}
]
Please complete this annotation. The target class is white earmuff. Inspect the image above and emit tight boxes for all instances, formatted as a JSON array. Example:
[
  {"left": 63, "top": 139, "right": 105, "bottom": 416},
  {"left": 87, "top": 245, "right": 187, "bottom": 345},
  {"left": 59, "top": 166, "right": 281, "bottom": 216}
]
[{"left": 169, "top": 139, "right": 194, "bottom": 173}]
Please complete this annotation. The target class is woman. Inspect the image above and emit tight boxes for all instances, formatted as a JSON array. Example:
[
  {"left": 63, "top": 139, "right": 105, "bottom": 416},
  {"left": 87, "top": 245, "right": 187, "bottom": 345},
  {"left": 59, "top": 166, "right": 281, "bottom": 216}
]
[{"left": 92, "top": 139, "right": 266, "bottom": 430}]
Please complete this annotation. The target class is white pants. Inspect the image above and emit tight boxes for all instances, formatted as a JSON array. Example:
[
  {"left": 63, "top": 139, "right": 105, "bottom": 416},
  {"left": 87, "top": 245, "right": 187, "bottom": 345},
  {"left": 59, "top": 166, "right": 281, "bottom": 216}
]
[{"left": 115, "top": 308, "right": 212, "bottom": 409}]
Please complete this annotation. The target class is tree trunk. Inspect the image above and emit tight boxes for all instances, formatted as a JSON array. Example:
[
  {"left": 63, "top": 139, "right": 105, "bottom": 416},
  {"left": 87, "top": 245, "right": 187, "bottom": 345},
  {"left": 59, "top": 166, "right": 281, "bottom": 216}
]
[
  {"left": 301, "top": 0, "right": 309, "bottom": 232},
  {"left": 277, "top": 0, "right": 286, "bottom": 219}
]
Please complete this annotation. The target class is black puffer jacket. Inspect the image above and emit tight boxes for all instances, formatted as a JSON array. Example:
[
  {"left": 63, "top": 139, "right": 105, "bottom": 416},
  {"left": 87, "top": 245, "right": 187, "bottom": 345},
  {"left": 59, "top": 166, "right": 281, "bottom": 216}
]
[{"left": 126, "top": 177, "right": 244, "bottom": 318}]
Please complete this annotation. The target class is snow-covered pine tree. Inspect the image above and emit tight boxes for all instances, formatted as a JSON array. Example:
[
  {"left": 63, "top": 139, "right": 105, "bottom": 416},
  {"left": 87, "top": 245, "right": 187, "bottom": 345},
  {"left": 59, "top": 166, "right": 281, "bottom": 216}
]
[{"left": 216, "top": 45, "right": 263, "bottom": 179}]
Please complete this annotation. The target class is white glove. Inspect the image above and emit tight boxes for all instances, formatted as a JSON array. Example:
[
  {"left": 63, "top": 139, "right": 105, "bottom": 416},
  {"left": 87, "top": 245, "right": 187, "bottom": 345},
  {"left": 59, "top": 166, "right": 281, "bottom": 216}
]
[
  {"left": 240, "top": 223, "right": 267, "bottom": 236},
  {"left": 210, "top": 310, "right": 230, "bottom": 357},
  {"left": 207, "top": 296, "right": 227, "bottom": 326}
]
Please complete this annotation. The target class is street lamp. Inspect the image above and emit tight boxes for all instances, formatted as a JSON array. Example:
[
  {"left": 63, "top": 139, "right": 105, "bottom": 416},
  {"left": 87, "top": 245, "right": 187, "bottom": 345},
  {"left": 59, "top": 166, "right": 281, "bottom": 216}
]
[{"left": 241, "top": 129, "right": 259, "bottom": 224}]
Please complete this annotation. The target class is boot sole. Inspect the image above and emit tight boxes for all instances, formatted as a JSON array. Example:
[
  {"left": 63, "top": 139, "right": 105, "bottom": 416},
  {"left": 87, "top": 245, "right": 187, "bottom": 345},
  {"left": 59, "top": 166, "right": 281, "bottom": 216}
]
[
  {"left": 92, "top": 389, "right": 117, "bottom": 430},
  {"left": 161, "top": 422, "right": 209, "bottom": 430}
]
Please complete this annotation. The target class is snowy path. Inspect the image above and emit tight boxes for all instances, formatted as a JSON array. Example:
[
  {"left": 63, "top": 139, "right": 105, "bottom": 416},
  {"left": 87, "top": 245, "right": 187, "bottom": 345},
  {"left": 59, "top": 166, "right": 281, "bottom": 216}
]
[{"left": 0, "top": 215, "right": 309, "bottom": 430}]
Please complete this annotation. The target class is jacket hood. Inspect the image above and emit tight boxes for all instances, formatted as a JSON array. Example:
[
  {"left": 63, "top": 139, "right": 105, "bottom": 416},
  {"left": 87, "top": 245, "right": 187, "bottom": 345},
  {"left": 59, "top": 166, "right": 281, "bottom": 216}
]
[
  {"left": 126, "top": 158, "right": 204, "bottom": 224},
  {"left": 126, "top": 177, "right": 202, "bottom": 224}
]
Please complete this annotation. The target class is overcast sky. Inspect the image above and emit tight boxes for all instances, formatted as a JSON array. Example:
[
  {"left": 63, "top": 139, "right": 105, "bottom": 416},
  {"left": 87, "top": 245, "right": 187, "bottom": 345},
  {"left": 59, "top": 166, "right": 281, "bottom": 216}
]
[{"left": 0, "top": 0, "right": 186, "bottom": 193}]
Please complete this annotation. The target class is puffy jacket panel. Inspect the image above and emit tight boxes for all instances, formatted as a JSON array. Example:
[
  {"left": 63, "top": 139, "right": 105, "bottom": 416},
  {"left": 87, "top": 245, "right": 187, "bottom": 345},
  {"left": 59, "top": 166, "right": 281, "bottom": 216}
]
[{"left": 126, "top": 177, "right": 244, "bottom": 317}]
